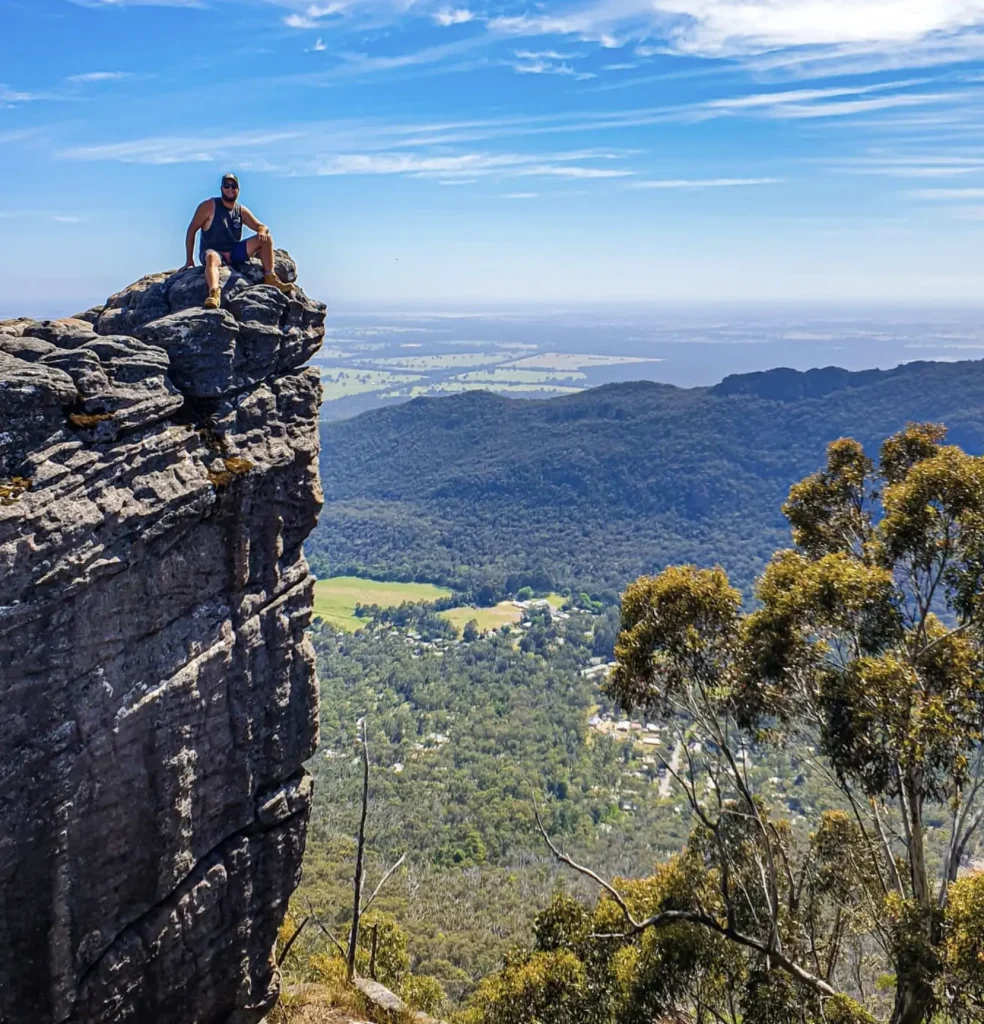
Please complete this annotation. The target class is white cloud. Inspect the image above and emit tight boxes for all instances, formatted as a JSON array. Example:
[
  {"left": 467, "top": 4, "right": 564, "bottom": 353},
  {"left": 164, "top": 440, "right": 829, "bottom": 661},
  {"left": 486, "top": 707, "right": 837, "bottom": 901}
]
[
  {"left": 908, "top": 187, "right": 984, "bottom": 199},
  {"left": 489, "top": 0, "right": 984, "bottom": 78},
  {"left": 653, "top": 0, "right": 984, "bottom": 56},
  {"left": 304, "top": 149, "right": 634, "bottom": 179},
  {"left": 434, "top": 7, "right": 474, "bottom": 25},
  {"left": 515, "top": 50, "right": 579, "bottom": 60},
  {"left": 763, "top": 92, "right": 958, "bottom": 119},
  {"left": 0, "top": 84, "right": 45, "bottom": 103},
  {"left": 511, "top": 59, "right": 577, "bottom": 75},
  {"left": 504, "top": 192, "right": 538, "bottom": 198},
  {"left": 0, "top": 210, "right": 83, "bottom": 222},
  {"left": 60, "top": 130, "right": 307, "bottom": 164},
  {"left": 628, "top": 177, "right": 783, "bottom": 188},
  {"left": 834, "top": 155, "right": 984, "bottom": 177},
  {"left": 309, "top": 38, "right": 327, "bottom": 50},
  {"left": 67, "top": 71, "right": 135, "bottom": 82},
  {"left": 284, "top": 13, "right": 318, "bottom": 27},
  {"left": 703, "top": 79, "right": 928, "bottom": 110},
  {"left": 68, "top": 0, "right": 203, "bottom": 6}
]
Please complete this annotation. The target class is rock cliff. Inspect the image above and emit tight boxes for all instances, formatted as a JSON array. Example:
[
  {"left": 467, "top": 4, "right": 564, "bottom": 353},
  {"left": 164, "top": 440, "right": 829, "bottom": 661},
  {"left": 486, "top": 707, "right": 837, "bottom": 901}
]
[{"left": 0, "top": 252, "right": 325, "bottom": 1024}]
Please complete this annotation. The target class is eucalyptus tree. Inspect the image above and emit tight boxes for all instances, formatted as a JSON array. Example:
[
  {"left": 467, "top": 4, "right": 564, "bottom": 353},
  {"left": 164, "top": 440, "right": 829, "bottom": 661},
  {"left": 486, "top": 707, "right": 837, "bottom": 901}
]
[{"left": 480, "top": 425, "right": 984, "bottom": 1024}]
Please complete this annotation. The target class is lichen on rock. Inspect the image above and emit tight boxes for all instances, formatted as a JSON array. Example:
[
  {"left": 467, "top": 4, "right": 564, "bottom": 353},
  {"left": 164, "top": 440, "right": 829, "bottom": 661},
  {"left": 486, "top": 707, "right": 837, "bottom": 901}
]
[{"left": 0, "top": 252, "right": 324, "bottom": 1024}]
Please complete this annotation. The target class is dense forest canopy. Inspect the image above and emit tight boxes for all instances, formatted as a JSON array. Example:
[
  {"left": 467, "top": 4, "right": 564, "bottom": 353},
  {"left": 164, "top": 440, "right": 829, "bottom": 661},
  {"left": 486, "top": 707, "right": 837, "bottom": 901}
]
[{"left": 312, "top": 360, "right": 984, "bottom": 596}]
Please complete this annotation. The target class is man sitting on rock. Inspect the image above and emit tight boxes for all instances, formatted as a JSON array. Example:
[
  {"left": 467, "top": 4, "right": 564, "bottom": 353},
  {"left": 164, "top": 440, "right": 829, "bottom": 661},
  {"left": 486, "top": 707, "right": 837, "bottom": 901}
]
[{"left": 183, "top": 173, "right": 293, "bottom": 309}]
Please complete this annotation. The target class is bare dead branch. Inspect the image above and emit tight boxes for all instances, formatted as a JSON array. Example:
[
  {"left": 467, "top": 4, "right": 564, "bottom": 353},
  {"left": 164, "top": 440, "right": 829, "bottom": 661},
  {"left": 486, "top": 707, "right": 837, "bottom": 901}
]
[
  {"left": 348, "top": 716, "right": 371, "bottom": 982},
  {"left": 277, "top": 915, "right": 311, "bottom": 966},
  {"left": 362, "top": 852, "right": 408, "bottom": 915},
  {"left": 304, "top": 902, "right": 348, "bottom": 959},
  {"left": 532, "top": 791, "right": 840, "bottom": 1000},
  {"left": 531, "top": 791, "right": 636, "bottom": 927}
]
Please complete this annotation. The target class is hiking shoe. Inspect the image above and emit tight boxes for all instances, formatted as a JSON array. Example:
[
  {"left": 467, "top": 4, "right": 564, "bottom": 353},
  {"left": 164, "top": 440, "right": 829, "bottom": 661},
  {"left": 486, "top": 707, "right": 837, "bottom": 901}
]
[
  {"left": 263, "top": 273, "right": 294, "bottom": 296},
  {"left": 203, "top": 289, "right": 221, "bottom": 310}
]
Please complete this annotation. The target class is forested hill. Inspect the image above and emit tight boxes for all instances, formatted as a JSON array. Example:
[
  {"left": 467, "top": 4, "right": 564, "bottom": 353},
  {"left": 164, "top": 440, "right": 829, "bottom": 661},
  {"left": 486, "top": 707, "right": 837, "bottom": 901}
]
[{"left": 311, "top": 359, "right": 984, "bottom": 597}]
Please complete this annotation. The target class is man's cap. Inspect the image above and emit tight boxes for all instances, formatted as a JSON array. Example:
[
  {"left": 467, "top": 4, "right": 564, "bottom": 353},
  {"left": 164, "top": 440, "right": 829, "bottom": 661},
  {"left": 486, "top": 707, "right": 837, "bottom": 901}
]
[{"left": 221, "top": 172, "right": 239, "bottom": 186}]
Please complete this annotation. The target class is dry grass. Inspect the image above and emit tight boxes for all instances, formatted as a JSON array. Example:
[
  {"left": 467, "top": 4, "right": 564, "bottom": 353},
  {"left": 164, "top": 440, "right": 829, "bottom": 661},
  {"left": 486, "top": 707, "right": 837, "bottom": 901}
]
[{"left": 267, "top": 984, "right": 371, "bottom": 1024}]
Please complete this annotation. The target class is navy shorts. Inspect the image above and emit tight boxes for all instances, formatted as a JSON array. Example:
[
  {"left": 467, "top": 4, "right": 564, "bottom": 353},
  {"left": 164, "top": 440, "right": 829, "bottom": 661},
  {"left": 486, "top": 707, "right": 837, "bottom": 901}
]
[{"left": 200, "top": 239, "right": 250, "bottom": 268}]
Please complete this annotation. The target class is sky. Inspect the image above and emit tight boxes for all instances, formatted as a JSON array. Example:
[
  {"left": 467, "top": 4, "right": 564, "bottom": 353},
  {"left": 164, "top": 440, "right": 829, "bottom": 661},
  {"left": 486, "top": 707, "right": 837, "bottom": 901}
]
[{"left": 5, "top": 0, "right": 984, "bottom": 311}]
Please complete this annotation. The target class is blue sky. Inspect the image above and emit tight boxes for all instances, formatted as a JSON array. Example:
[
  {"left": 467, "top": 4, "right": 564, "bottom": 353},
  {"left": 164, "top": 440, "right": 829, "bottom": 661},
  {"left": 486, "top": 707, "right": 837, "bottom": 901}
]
[{"left": 5, "top": 0, "right": 984, "bottom": 312}]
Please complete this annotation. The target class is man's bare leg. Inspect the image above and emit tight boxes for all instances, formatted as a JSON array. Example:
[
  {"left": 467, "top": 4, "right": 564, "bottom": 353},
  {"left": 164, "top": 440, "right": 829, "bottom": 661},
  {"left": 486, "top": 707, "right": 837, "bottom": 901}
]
[
  {"left": 203, "top": 250, "right": 223, "bottom": 309},
  {"left": 246, "top": 233, "right": 292, "bottom": 294}
]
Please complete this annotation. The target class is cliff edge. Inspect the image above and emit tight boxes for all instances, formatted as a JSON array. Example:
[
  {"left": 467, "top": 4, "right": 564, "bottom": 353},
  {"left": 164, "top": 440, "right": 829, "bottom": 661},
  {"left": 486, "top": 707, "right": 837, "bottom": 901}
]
[{"left": 0, "top": 252, "right": 325, "bottom": 1024}]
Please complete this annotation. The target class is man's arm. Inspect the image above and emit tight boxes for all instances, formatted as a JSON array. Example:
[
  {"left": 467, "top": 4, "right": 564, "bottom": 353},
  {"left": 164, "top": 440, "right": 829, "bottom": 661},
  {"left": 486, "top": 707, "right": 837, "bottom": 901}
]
[
  {"left": 240, "top": 206, "right": 268, "bottom": 235},
  {"left": 183, "top": 199, "right": 212, "bottom": 268}
]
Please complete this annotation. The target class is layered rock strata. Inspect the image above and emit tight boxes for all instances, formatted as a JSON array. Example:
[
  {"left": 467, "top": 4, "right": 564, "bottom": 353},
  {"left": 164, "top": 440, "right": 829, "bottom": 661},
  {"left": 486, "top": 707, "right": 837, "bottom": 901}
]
[{"left": 0, "top": 252, "right": 325, "bottom": 1024}]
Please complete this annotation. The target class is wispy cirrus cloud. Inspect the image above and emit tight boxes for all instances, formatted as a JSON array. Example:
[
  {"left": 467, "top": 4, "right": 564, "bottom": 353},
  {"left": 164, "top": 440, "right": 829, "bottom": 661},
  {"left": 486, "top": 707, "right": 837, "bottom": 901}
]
[
  {"left": 56, "top": 78, "right": 962, "bottom": 171},
  {"left": 67, "top": 71, "right": 136, "bottom": 82},
  {"left": 60, "top": 130, "right": 308, "bottom": 164},
  {"left": 834, "top": 155, "right": 984, "bottom": 178},
  {"left": 908, "top": 186, "right": 984, "bottom": 199},
  {"left": 628, "top": 177, "right": 783, "bottom": 189},
  {"left": 302, "top": 149, "right": 634, "bottom": 180},
  {"left": 67, "top": 0, "right": 204, "bottom": 6},
  {"left": 0, "top": 84, "right": 49, "bottom": 103},
  {"left": 0, "top": 210, "right": 83, "bottom": 223}
]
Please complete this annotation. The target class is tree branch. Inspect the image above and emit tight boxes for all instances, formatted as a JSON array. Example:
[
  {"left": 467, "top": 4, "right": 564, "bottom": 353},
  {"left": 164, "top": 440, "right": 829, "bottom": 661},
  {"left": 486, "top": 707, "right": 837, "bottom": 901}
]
[
  {"left": 362, "top": 852, "right": 407, "bottom": 915},
  {"left": 277, "top": 915, "right": 310, "bottom": 967},
  {"left": 532, "top": 793, "right": 841, "bottom": 1001}
]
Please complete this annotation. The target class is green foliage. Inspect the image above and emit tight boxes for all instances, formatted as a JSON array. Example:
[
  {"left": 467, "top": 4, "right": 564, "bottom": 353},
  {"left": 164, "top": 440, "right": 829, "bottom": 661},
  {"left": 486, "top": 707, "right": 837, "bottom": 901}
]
[
  {"left": 479, "top": 424, "right": 984, "bottom": 1024},
  {"left": 400, "top": 973, "right": 447, "bottom": 1015},
  {"left": 299, "top": 425, "right": 984, "bottom": 1022},
  {"left": 311, "top": 365, "right": 984, "bottom": 596},
  {"left": 944, "top": 872, "right": 984, "bottom": 1018},
  {"left": 460, "top": 949, "right": 591, "bottom": 1024}
]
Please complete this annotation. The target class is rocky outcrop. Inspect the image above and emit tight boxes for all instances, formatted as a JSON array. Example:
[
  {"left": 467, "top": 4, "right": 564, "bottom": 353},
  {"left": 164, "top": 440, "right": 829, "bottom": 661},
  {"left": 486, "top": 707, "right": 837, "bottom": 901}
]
[{"left": 0, "top": 252, "right": 325, "bottom": 1024}]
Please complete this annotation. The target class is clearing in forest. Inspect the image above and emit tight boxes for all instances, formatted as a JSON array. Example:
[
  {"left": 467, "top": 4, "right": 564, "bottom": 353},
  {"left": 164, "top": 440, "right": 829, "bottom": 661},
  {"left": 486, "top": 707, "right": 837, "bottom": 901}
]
[
  {"left": 440, "top": 601, "right": 525, "bottom": 633},
  {"left": 313, "top": 576, "right": 453, "bottom": 631}
]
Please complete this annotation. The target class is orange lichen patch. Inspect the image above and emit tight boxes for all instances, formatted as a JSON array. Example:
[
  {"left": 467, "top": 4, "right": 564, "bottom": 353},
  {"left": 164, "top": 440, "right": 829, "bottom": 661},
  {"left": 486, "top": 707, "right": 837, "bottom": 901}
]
[
  {"left": 0, "top": 477, "right": 31, "bottom": 506},
  {"left": 208, "top": 456, "right": 255, "bottom": 489},
  {"left": 69, "top": 411, "right": 115, "bottom": 428},
  {"left": 224, "top": 456, "right": 254, "bottom": 476}
]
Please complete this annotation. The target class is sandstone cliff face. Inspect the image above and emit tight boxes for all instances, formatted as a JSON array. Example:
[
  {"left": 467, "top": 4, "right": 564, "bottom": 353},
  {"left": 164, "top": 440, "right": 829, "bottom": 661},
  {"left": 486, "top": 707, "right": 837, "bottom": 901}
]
[{"left": 0, "top": 253, "right": 325, "bottom": 1024}]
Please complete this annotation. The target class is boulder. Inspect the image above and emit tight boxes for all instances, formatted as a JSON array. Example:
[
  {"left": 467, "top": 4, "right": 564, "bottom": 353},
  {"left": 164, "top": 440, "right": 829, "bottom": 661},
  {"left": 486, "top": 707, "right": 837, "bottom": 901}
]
[
  {"left": 0, "top": 351, "right": 77, "bottom": 476},
  {"left": 42, "top": 335, "right": 184, "bottom": 441}
]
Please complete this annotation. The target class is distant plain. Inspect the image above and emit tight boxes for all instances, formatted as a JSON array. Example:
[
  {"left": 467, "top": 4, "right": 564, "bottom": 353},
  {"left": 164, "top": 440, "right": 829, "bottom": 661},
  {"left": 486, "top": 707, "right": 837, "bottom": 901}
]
[{"left": 315, "top": 305, "right": 984, "bottom": 420}]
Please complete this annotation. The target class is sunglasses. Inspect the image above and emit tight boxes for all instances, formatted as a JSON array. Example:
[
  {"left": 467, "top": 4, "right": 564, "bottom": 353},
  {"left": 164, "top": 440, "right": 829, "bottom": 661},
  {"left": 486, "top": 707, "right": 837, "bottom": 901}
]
[{"left": 222, "top": 182, "right": 239, "bottom": 189}]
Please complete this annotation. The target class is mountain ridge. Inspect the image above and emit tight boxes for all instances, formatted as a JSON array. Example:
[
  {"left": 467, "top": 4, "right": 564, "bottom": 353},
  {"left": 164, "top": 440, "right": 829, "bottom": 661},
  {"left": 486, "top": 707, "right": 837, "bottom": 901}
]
[{"left": 312, "top": 357, "right": 984, "bottom": 596}]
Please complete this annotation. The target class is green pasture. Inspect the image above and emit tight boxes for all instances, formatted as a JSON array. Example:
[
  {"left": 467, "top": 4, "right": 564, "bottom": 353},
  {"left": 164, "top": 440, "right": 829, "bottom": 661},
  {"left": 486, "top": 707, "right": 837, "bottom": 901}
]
[
  {"left": 319, "top": 368, "right": 423, "bottom": 400},
  {"left": 313, "top": 576, "right": 453, "bottom": 631}
]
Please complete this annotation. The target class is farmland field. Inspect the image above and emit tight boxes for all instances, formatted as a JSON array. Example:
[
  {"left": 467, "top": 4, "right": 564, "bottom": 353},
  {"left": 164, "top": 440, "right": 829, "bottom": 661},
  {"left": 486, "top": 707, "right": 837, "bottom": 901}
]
[
  {"left": 313, "top": 576, "right": 453, "bottom": 631},
  {"left": 440, "top": 601, "right": 525, "bottom": 633},
  {"left": 318, "top": 368, "right": 423, "bottom": 400}
]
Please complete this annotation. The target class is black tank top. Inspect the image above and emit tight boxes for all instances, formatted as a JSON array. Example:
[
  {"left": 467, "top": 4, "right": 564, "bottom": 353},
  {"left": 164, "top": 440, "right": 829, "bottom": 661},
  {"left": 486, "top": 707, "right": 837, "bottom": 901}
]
[{"left": 200, "top": 198, "right": 243, "bottom": 255}]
